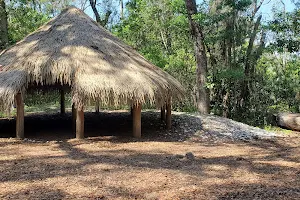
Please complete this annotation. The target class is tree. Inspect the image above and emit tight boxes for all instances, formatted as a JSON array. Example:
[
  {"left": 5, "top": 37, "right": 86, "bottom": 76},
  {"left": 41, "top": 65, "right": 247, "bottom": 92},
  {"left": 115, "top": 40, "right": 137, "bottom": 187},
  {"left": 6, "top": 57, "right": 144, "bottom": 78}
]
[
  {"left": 240, "top": 14, "right": 262, "bottom": 111},
  {"left": 119, "top": 0, "right": 124, "bottom": 19},
  {"left": 185, "top": 0, "right": 210, "bottom": 114},
  {"left": 89, "top": 0, "right": 112, "bottom": 27},
  {"left": 0, "top": 0, "right": 8, "bottom": 49},
  {"left": 113, "top": 0, "right": 197, "bottom": 111},
  {"left": 5, "top": 0, "right": 73, "bottom": 45},
  {"left": 202, "top": 0, "right": 266, "bottom": 118},
  {"left": 112, "top": 0, "right": 299, "bottom": 126},
  {"left": 269, "top": 9, "right": 300, "bottom": 53},
  {"left": 6, "top": 2, "right": 49, "bottom": 44}
]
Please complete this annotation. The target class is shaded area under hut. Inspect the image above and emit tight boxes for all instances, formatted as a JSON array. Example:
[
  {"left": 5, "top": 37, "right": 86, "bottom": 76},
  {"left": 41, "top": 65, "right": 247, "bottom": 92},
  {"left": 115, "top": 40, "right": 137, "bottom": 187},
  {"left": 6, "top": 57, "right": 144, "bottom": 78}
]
[{"left": 0, "top": 6, "right": 184, "bottom": 139}]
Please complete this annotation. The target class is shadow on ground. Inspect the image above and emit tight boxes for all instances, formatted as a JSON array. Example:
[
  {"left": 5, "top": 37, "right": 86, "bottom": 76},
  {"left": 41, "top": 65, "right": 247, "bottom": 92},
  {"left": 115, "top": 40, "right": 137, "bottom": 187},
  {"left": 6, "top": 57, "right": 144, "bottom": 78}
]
[
  {"left": 1, "top": 111, "right": 299, "bottom": 199},
  {"left": 0, "top": 110, "right": 201, "bottom": 142},
  {"left": 0, "top": 137, "right": 299, "bottom": 199}
]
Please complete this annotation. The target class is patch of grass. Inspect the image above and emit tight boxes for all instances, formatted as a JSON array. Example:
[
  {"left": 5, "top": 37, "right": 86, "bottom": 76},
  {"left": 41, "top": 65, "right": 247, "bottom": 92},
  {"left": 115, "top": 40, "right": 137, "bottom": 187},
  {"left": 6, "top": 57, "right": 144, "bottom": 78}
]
[
  {"left": 0, "top": 110, "right": 16, "bottom": 118},
  {"left": 263, "top": 125, "right": 294, "bottom": 135},
  {"left": 25, "top": 103, "right": 61, "bottom": 113}
]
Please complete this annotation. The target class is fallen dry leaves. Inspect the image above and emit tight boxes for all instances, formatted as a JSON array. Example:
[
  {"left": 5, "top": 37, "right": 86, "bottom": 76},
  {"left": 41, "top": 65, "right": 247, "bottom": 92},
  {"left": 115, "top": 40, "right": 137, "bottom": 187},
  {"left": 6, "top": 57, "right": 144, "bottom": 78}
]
[{"left": 0, "top": 111, "right": 299, "bottom": 199}]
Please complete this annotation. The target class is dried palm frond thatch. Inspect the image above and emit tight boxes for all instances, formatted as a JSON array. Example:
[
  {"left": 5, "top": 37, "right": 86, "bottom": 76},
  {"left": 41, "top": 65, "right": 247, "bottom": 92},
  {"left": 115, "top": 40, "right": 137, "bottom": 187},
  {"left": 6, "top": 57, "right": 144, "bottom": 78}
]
[{"left": 0, "top": 6, "right": 184, "bottom": 113}]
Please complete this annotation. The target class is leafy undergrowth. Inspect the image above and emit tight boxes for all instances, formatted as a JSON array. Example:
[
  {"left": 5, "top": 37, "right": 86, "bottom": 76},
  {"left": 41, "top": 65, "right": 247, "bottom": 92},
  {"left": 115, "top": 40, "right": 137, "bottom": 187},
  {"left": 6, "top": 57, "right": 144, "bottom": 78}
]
[
  {"left": 263, "top": 125, "right": 295, "bottom": 135},
  {"left": 0, "top": 111, "right": 299, "bottom": 199}
]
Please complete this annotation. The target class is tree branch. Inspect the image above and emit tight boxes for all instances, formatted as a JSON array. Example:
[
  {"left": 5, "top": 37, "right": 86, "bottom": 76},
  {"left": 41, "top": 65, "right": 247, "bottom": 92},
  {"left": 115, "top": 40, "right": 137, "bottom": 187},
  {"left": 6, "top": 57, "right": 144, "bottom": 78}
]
[
  {"left": 89, "top": 0, "right": 101, "bottom": 23},
  {"left": 251, "top": 0, "right": 265, "bottom": 20}
]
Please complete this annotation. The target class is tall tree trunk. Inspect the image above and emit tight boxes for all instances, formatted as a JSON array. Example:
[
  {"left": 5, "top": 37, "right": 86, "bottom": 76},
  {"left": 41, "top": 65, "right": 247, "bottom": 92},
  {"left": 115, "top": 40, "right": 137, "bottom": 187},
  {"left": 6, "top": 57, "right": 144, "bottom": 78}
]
[
  {"left": 222, "top": 89, "right": 230, "bottom": 118},
  {"left": 253, "top": 31, "right": 266, "bottom": 71},
  {"left": 222, "top": 16, "right": 234, "bottom": 118},
  {"left": 185, "top": 0, "right": 210, "bottom": 114},
  {"left": 120, "top": 0, "right": 124, "bottom": 20},
  {"left": 0, "top": 0, "right": 8, "bottom": 50},
  {"left": 240, "top": 15, "right": 262, "bottom": 109}
]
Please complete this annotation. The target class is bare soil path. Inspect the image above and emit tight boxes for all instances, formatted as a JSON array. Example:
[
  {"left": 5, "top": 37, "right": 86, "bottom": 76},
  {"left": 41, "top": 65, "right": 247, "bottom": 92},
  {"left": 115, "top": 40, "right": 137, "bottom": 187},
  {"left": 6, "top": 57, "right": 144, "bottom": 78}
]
[{"left": 0, "top": 111, "right": 299, "bottom": 199}]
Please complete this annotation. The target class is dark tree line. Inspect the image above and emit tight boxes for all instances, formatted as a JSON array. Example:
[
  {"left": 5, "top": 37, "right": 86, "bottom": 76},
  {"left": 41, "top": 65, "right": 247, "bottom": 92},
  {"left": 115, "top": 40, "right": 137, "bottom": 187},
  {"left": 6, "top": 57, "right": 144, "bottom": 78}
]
[{"left": 1, "top": 0, "right": 299, "bottom": 127}]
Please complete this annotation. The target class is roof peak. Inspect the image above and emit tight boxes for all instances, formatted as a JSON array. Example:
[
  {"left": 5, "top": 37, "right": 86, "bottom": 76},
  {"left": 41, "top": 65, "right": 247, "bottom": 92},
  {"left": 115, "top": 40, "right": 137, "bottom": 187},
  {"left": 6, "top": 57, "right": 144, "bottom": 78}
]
[{"left": 62, "top": 5, "right": 81, "bottom": 12}]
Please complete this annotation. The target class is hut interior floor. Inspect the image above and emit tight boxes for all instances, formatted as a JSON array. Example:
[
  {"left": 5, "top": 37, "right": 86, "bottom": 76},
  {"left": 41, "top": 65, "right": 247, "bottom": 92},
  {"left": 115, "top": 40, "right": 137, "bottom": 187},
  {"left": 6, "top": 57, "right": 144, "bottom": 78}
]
[
  {"left": 0, "top": 111, "right": 299, "bottom": 199},
  {"left": 0, "top": 110, "right": 167, "bottom": 141}
]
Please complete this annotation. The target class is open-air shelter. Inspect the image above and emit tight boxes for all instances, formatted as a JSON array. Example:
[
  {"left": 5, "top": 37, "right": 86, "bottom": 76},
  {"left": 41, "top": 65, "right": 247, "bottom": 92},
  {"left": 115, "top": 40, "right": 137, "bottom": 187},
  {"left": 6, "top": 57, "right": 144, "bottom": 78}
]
[{"left": 0, "top": 7, "right": 184, "bottom": 139}]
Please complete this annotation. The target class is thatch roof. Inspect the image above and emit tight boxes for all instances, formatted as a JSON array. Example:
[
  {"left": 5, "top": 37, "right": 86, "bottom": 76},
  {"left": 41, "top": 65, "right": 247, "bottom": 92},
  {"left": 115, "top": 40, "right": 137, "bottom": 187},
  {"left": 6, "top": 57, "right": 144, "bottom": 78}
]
[{"left": 0, "top": 6, "right": 184, "bottom": 113}]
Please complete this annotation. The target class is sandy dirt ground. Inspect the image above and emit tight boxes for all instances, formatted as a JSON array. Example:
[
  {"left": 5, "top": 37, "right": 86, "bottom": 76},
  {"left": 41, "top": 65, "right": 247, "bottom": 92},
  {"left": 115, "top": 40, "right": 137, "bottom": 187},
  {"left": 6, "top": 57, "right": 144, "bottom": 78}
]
[{"left": 0, "top": 111, "right": 299, "bottom": 199}]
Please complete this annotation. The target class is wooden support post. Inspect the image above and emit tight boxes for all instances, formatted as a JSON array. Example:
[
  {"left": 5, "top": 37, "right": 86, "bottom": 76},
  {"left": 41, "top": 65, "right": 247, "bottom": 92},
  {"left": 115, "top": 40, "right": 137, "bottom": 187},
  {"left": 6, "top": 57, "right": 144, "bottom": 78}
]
[
  {"left": 15, "top": 93, "right": 24, "bottom": 139},
  {"left": 60, "top": 88, "right": 65, "bottom": 114},
  {"left": 130, "top": 106, "right": 133, "bottom": 117},
  {"left": 166, "top": 97, "right": 171, "bottom": 130},
  {"left": 132, "top": 103, "right": 142, "bottom": 138},
  {"left": 72, "top": 104, "right": 77, "bottom": 133},
  {"left": 76, "top": 108, "right": 84, "bottom": 139},
  {"left": 95, "top": 101, "right": 99, "bottom": 113},
  {"left": 161, "top": 104, "right": 166, "bottom": 122}
]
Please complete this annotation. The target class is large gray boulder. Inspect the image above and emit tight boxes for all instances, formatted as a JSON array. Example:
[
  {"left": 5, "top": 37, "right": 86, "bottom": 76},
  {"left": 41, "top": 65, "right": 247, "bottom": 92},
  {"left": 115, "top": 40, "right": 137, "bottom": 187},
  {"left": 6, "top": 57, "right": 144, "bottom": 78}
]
[{"left": 278, "top": 113, "right": 300, "bottom": 131}]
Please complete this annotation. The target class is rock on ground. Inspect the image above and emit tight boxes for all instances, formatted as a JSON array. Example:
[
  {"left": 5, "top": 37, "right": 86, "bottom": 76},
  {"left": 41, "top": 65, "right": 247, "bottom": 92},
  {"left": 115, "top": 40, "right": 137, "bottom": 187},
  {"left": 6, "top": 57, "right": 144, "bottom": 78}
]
[{"left": 170, "top": 112, "right": 283, "bottom": 143}]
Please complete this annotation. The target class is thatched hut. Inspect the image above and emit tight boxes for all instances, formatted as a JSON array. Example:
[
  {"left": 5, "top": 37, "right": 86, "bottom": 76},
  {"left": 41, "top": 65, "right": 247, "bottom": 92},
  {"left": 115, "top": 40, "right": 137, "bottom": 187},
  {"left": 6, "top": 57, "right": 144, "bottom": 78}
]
[{"left": 0, "top": 6, "right": 184, "bottom": 139}]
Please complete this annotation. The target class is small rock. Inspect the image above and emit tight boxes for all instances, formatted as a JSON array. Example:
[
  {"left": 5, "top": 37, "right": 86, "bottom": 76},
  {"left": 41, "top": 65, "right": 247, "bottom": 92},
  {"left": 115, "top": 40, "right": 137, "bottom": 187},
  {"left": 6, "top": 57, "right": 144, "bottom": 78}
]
[
  {"left": 186, "top": 152, "right": 195, "bottom": 160},
  {"left": 236, "top": 157, "right": 246, "bottom": 161},
  {"left": 253, "top": 135, "right": 259, "bottom": 140},
  {"left": 174, "top": 154, "right": 184, "bottom": 159}
]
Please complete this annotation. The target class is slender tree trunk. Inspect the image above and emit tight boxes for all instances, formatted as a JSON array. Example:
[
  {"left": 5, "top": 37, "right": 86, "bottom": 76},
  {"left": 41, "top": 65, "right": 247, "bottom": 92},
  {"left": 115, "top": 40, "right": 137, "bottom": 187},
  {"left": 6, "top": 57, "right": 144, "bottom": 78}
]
[
  {"left": 253, "top": 31, "right": 266, "bottom": 71},
  {"left": 0, "top": 0, "right": 8, "bottom": 50},
  {"left": 240, "top": 15, "right": 262, "bottom": 109},
  {"left": 89, "top": 0, "right": 101, "bottom": 23},
  {"left": 89, "top": 0, "right": 112, "bottom": 26},
  {"left": 185, "top": 0, "right": 210, "bottom": 114},
  {"left": 222, "top": 17, "right": 234, "bottom": 118},
  {"left": 222, "top": 89, "right": 230, "bottom": 118},
  {"left": 232, "top": 10, "right": 238, "bottom": 69},
  {"left": 120, "top": 0, "right": 124, "bottom": 20}
]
